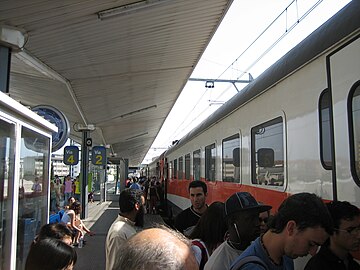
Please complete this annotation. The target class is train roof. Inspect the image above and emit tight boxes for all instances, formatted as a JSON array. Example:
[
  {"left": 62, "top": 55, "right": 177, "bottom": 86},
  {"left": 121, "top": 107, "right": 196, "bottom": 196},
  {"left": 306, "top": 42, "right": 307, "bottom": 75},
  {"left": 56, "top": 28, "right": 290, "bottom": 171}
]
[{"left": 166, "top": 0, "right": 360, "bottom": 156}]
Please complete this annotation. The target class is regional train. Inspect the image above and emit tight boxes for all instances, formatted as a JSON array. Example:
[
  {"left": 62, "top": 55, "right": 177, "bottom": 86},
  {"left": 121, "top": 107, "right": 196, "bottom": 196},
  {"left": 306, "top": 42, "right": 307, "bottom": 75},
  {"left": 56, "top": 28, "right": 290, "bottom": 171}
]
[{"left": 145, "top": 1, "right": 360, "bottom": 216}]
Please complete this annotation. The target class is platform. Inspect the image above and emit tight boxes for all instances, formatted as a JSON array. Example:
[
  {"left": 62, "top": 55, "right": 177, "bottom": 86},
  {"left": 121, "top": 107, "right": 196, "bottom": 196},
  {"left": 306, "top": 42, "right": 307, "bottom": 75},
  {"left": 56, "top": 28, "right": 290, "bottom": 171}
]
[{"left": 74, "top": 200, "right": 165, "bottom": 270}]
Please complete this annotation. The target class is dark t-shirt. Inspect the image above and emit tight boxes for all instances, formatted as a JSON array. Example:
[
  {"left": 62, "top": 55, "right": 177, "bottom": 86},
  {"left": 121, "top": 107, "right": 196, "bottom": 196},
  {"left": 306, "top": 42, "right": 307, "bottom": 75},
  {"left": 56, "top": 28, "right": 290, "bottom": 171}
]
[
  {"left": 174, "top": 206, "right": 202, "bottom": 236},
  {"left": 305, "top": 245, "right": 360, "bottom": 270}
]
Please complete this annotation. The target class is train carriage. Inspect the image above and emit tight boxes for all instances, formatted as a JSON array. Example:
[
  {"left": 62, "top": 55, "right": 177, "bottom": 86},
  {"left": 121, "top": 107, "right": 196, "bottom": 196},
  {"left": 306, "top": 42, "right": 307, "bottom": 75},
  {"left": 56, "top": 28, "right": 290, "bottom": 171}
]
[{"left": 146, "top": 1, "right": 360, "bottom": 215}]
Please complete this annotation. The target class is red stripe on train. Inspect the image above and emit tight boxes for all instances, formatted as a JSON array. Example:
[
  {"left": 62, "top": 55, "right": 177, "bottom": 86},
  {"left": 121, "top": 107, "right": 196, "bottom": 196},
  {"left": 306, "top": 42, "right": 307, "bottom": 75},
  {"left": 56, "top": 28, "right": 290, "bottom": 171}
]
[{"left": 167, "top": 179, "right": 290, "bottom": 213}]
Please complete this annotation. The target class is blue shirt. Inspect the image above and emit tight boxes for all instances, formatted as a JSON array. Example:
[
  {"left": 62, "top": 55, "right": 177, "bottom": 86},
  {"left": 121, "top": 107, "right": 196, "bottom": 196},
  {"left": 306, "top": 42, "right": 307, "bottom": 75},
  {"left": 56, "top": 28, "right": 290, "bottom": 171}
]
[
  {"left": 230, "top": 237, "right": 294, "bottom": 270},
  {"left": 130, "top": 183, "right": 141, "bottom": 190}
]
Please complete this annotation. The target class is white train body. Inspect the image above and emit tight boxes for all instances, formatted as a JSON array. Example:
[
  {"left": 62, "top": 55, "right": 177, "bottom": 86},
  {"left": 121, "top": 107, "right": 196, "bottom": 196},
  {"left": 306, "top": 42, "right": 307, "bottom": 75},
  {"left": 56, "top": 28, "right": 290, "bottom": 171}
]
[
  {"left": 146, "top": 3, "right": 360, "bottom": 265},
  {"left": 144, "top": 2, "right": 360, "bottom": 268}
]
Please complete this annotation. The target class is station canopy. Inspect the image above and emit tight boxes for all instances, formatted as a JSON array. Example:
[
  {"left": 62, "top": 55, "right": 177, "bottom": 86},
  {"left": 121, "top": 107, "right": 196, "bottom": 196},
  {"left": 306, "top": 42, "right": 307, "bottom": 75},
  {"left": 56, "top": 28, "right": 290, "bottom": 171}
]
[{"left": 1, "top": 0, "right": 234, "bottom": 166}]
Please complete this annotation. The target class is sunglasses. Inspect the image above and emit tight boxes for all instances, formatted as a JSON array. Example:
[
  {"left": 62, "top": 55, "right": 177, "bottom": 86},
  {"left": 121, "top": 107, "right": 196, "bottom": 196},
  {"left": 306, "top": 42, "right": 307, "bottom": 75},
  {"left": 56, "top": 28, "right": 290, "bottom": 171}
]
[
  {"left": 334, "top": 226, "right": 360, "bottom": 236},
  {"left": 259, "top": 217, "right": 269, "bottom": 223}
]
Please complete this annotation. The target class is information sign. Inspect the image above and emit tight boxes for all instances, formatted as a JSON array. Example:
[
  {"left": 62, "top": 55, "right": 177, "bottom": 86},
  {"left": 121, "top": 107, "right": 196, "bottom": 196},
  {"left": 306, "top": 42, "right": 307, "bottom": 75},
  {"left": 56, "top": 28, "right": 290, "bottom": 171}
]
[
  {"left": 63, "top": 146, "right": 79, "bottom": 165},
  {"left": 91, "top": 146, "right": 107, "bottom": 166}
]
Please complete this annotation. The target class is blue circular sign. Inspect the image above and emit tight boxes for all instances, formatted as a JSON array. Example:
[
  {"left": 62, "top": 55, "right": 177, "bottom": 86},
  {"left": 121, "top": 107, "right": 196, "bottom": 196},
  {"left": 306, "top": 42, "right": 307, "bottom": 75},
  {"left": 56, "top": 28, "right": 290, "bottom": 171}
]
[{"left": 32, "top": 105, "right": 70, "bottom": 152}]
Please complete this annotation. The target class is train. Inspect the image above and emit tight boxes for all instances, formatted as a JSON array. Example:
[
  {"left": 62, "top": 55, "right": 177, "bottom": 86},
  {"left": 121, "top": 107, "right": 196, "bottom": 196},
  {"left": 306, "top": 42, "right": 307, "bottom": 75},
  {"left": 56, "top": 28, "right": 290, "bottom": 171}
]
[{"left": 144, "top": 1, "right": 360, "bottom": 218}]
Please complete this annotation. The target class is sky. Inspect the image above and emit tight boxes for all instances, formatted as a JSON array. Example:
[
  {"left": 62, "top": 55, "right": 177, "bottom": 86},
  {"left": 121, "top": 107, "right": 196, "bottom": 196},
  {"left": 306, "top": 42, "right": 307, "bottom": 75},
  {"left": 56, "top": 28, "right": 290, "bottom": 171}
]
[{"left": 142, "top": 0, "right": 351, "bottom": 164}]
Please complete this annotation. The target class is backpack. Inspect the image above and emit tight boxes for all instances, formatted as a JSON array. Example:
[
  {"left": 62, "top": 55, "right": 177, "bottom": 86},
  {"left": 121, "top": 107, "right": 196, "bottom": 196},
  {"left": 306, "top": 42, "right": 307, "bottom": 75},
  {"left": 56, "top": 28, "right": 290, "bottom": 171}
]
[
  {"left": 192, "top": 240, "right": 208, "bottom": 270},
  {"left": 230, "top": 256, "right": 268, "bottom": 270}
]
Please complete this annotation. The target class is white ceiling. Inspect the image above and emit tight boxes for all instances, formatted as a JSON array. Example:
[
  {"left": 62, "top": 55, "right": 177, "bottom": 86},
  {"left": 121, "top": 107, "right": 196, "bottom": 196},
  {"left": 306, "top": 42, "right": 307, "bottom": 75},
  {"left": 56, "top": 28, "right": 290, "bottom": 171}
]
[{"left": 1, "top": 0, "right": 234, "bottom": 166}]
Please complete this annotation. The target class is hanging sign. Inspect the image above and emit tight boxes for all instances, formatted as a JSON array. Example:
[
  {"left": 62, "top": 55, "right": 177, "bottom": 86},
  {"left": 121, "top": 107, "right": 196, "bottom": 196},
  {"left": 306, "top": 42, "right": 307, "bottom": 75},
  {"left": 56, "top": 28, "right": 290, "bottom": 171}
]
[
  {"left": 91, "top": 146, "right": 107, "bottom": 166},
  {"left": 63, "top": 146, "right": 79, "bottom": 165}
]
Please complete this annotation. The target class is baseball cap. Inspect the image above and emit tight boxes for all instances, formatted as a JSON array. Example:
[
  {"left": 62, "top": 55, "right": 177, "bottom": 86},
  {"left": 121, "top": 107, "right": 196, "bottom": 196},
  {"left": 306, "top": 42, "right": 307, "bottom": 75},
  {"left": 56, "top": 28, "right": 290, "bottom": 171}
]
[{"left": 224, "top": 192, "right": 272, "bottom": 217}]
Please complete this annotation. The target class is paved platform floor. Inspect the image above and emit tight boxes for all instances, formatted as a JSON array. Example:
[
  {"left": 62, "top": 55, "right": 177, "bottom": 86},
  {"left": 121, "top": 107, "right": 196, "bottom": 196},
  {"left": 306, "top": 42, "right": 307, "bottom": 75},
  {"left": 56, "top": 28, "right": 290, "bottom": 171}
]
[{"left": 74, "top": 200, "right": 165, "bottom": 270}]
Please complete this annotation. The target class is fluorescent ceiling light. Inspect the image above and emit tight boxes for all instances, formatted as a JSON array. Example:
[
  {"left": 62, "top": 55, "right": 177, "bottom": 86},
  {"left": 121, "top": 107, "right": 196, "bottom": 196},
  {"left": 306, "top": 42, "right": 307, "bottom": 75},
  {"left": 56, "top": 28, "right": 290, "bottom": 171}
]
[
  {"left": 126, "top": 132, "right": 148, "bottom": 141},
  {"left": 118, "top": 104, "right": 157, "bottom": 119},
  {"left": 97, "top": 0, "right": 172, "bottom": 20},
  {"left": 127, "top": 144, "right": 145, "bottom": 150}
]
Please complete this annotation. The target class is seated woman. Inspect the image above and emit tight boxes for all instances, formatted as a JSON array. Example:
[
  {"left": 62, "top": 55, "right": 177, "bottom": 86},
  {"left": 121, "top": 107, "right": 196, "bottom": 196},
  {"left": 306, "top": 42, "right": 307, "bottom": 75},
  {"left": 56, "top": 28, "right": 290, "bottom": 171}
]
[{"left": 60, "top": 201, "right": 94, "bottom": 245}]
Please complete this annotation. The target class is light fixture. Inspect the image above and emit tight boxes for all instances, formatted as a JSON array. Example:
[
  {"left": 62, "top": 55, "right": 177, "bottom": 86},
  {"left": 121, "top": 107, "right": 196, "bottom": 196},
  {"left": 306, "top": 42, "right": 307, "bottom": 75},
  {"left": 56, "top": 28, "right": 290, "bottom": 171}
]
[
  {"left": 0, "top": 25, "right": 26, "bottom": 51},
  {"left": 127, "top": 144, "right": 145, "bottom": 151},
  {"left": 205, "top": 81, "right": 215, "bottom": 88},
  {"left": 125, "top": 132, "right": 148, "bottom": 141},
  {"left": 97, "top": 0, "right": 172, "bottom": 20},
  {"left": 117, "top": 104, "right": 157, "bottom": 119},
  {"left": 208, "top": 100, "right": 224, "bottom": 106}
]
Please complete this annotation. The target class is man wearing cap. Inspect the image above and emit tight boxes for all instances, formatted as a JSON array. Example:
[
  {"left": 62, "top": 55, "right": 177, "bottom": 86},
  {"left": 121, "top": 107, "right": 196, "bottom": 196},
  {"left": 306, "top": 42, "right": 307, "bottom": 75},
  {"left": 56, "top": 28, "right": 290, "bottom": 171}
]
[
  {"left": 230, "top": 192, "right": 333, "bottom": 270},
  {"left": 204, "top": 192, "right": 272, "bottom": 270},
  {"left": 174, "top": 181, "right": 208, "bottom": 236}
]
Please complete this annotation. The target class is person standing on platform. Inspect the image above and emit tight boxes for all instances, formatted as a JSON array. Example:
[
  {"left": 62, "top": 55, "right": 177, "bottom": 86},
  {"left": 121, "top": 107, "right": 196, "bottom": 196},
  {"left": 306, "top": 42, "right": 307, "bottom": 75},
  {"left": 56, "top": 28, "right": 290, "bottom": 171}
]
[
  {"left": 204, "top": 192, "right": 272, "bottom": 270},
  {"left": 230, "top": 192, "right": 333, "bottom": 270},
  {"left": 174, "top": 181, "right": 208, "bottom": 236},
  {"left": 54, "top": 175, "right": 63, "bottom": 207},
  {"left": 129, "top": 178, "right": 141, "bottom": 190},
  {"left": 305, "top": 201, "right": 360, "bottom": 270},
  {"left": 73, "top": 176, "right": 81, "bottom": 201},
  {"left": 63, "top": 175, "right": 73, "bottom": 204},
  {"left": 105, "top": 188, "right": 145, "bottom": 270},
  {"left": 258, "top": 204, "right": 271, "bottom": 234},
  {"left": 31, "top": 177, "right": 42, "bottom": 193},
  {"left": 190, "top": 201, "right": 227, "bottom": 270}
]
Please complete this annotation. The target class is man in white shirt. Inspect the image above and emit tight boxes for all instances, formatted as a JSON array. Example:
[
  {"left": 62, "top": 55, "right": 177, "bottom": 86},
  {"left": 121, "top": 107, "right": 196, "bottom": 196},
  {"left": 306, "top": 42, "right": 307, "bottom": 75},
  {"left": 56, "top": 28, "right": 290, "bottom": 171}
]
[{"left": 105, "top": 188, "right": 145, "bottom": 270}]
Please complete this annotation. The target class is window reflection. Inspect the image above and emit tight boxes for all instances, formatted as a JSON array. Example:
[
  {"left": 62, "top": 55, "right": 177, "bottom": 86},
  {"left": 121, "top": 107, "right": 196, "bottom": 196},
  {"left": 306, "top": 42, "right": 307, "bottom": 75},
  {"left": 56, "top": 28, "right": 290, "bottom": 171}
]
[
  {"left": 17, "top": 127, "right": 50, "bottom": 270},
  {"left": 222, "top": 134, "right": 240, "bottom": 183},
  {"left": 0, "top": 119, "right": 16, "bottom": 270},
  {"left": 178, "top": 157, "right": 183, "bottom": 180},
  {"left": 185, "top": 154, "right": 190, "bottom": 180},
  {"left": 319, "top": 90, "right": 332, "bottom": 168},
  {"left": 205, "top": 144, "right": 216, "bottom": 181},
  {"left": 193, "top": 150, "right": 201, "bottom": 181},
  {"left": 251, "top": 117, "right": 284, "bottom": 186},
  {"left": 351, "top": 84, "right": 360, "bottom": 180}
]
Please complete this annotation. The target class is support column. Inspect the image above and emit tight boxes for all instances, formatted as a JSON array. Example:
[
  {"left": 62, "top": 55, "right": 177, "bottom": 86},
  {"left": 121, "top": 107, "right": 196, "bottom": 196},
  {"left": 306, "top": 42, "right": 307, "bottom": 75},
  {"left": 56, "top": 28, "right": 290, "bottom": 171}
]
[
  {"left": 80, "top": 131, "right": 89, "bottom": 219},
  {"left": 0, "top": 46, "right": 11, "bottom": 93}
]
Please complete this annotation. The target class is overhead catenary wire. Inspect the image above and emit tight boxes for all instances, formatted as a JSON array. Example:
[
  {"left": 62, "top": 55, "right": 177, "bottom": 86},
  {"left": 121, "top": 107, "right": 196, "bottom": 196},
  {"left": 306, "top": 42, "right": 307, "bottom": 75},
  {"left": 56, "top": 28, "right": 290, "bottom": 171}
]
[{"left": 151, "top": 0, "right": 325, "bottom": 157}]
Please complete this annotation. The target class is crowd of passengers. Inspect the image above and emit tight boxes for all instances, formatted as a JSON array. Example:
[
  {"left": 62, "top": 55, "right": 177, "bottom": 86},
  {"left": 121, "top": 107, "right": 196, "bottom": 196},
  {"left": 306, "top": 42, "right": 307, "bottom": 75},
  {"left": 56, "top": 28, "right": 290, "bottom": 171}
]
[
  {"left": 49, "top": 174, "right": 94, "bottom": 215},
  {"left": 25, "top": 178, "right": 360, "bottom": 270}
]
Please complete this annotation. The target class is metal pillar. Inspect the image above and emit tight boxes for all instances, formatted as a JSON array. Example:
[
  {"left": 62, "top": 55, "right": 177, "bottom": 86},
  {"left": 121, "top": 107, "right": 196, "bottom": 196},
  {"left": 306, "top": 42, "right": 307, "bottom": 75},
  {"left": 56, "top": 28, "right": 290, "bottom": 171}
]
[
  {"left": 80, "top": 131, "right": 89, "bottom": 219},
  {"left": 99, "top": 167, "right": 106, "bottom": 202},
  {"left": 0, "top": 46, "right": 11, "bottom": 93},
  {"left": 116, "top": 165, "right": 119, "bottom": 194}
]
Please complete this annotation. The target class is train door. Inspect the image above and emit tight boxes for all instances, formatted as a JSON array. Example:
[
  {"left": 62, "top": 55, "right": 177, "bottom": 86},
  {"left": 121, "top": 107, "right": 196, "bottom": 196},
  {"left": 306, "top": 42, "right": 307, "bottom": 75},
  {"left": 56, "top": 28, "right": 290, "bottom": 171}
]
[{"left": 329, "top": 36, "right": 360, "bottom": 206}]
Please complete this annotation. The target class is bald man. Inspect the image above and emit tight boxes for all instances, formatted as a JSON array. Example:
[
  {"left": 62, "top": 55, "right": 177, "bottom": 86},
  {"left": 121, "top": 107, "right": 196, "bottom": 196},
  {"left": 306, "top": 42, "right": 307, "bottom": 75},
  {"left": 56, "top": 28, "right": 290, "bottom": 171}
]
[{"left": 113, "top": 226, "right": 199, "bottom": 270}]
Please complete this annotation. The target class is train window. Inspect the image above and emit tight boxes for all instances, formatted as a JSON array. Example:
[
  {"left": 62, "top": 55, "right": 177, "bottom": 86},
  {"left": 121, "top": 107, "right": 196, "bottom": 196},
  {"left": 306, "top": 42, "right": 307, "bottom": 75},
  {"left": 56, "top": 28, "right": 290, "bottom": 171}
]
[
  {"left": 319, "top": 89, "right": 332, "bottom": 169},
  {"left": 222, "top": 134, "right": 240, "bottom": 183},
  {"left": 349, "top": 82, "right": 360, "bottom": 184},
  {"left": 173, "top": 159, "right": 177, "bottom": 179},
  {"left": 169, "top": 161, "right": 173, "bottom": 180},
  {"left": 205, "top": 143, "right": 216, "bottom": 181},
  {"left": 185, "top": 154, "right": 191, "bottom": 180},
  {"left": 178, "top": 156, "right": 183, "bottom": 180},
  {"left": 165, "top": 159, "right": 169, "bottom": 180},
  {"left": 251, "top": 117, "right": 284, "bottom": 186},
  {"left": 193, "top": 149, "right": 201, "bottom": 181}
]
